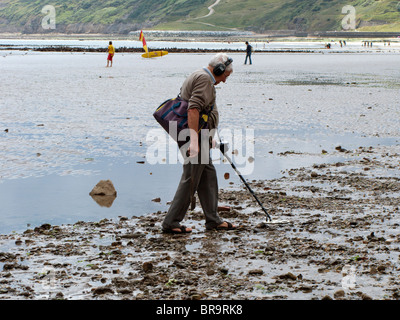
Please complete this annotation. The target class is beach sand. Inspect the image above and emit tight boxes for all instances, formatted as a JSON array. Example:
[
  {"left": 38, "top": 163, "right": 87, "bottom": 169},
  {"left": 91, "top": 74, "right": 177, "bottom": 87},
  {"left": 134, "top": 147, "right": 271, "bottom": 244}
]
[
  {"left": 1, "top": 50, "right": 400, "bottom": 300},
  {"left": 1, "top": 144, "right": 400, "bottom": 300}
]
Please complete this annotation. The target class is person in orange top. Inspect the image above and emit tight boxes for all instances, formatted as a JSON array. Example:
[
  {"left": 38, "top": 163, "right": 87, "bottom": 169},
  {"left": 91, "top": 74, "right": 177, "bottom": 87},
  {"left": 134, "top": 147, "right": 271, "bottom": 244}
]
[{"left": 106, "top": 41, "right": 115, "bottom": 67}]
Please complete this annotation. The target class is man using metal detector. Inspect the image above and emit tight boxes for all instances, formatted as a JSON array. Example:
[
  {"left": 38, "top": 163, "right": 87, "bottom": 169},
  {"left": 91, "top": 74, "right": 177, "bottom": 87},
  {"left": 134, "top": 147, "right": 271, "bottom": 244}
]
[{"left": 162, "top": 53, "right": 237, "bottom": 234}]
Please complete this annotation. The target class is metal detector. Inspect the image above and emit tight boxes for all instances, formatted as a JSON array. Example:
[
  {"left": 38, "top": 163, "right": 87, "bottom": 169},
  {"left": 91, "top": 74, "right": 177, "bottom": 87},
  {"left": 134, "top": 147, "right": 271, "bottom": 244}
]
[{"left": 217, "top": 142, "right": 290, "bottom": 225}]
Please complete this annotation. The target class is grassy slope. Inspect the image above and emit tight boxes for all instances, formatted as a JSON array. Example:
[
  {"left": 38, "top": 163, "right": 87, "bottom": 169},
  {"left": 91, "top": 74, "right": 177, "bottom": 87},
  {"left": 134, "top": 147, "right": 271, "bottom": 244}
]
[
  {"left": 158, "top": 0, "right": 400, "bottom": 32},
  {"left": 0, "top": 0, "right": 209, "bottom": 25},
  {"left": 0, "top": 0, "right": 399, "bottom": 32}
]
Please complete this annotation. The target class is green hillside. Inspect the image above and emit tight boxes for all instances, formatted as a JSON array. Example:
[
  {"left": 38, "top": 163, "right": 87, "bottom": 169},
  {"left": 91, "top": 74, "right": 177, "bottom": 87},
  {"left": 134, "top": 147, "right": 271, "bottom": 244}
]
[{"left": 0, "top": 0, "right": 399, "bottom": 34}]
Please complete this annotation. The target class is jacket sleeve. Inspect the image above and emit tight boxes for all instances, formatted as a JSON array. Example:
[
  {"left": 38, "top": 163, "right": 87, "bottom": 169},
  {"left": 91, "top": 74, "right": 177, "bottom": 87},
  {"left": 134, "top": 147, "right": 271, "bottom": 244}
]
[
  {"left": 208, "top": 104, "right": 219, "bottom": 131},
  {"left": 187, "top": 74, "right": 212, "bottom": 113}
]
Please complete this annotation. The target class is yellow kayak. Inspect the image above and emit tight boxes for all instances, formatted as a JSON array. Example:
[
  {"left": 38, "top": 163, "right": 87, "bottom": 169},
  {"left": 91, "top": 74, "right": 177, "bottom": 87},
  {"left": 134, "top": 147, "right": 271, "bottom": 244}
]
[{"left": 141, "top": 51, "right": 169, "bottom": 58}]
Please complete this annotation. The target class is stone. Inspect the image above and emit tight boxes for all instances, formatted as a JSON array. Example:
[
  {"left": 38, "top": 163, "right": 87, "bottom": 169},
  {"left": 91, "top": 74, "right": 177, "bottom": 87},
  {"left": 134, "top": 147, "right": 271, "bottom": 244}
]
[
  {"left": 248, "top": 269, "right": 264, "bottom": 276},
  {"left": 89, "top": 180, "right": 117, "bottom": 207},
  {"left": 92, "top": 286, "right": 114, "bottom": 295},
  {"left": 89, "top": 180, "right": 117, "bottom": 196},
  {"left": 279, "top": 272, "right": 297, "bottom": 281},
  {"left": 361, "top": 293, "right": 372, "bottom": 300},
  {"left": 334, "top": 290, "right": 345, "bottom": 299},
  {"left": 143, "top": 262, "right": 153, "bottom": 273}
]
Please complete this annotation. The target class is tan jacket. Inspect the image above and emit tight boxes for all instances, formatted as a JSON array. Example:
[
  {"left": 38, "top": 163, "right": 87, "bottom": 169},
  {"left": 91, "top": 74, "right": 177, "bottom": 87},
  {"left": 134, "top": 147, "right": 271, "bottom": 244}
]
[{"left": 179, "top": 68, "right": 219, "bottom": 130}]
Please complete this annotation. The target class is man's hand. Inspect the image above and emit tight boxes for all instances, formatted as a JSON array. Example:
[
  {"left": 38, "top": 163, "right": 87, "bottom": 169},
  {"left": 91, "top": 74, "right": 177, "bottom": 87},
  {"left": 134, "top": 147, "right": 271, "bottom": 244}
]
[
  {"left": 188, "top": 140, "right": 199, "bottom": 158},
  {"left": 211, "top": 139, "right": 216, "bottom": 149},
  {"left": 187, "top": 108, "right": 200, "bottom": 158}
]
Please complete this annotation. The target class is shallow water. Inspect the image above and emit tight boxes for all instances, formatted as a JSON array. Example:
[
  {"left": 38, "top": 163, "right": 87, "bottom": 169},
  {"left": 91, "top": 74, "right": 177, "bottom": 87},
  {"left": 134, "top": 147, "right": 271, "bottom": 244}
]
[
  {"left": 1, "top": 50, "right": 399, "bottom": 234},
  {"left": 1, "top": 38, "right": 398, "bottom": 52}
]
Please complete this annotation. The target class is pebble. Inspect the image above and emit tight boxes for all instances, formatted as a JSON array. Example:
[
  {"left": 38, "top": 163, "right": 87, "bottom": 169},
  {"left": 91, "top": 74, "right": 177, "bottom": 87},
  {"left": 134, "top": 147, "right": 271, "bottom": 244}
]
[
  {"left": 334, "top": 290, "right": 345, "bottom": 299},
  {"left": 143, "top": 262, "right": 153, "bottom": 272},
  {"left": 248, "top": 269, "right": 264, "bottom": 276}
]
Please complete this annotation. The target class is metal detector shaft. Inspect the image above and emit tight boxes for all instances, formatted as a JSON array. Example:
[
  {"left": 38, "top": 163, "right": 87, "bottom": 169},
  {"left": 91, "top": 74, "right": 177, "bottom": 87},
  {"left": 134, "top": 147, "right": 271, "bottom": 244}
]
[{"left": 220, "top": 149, "right": 272, "bottom": 222}]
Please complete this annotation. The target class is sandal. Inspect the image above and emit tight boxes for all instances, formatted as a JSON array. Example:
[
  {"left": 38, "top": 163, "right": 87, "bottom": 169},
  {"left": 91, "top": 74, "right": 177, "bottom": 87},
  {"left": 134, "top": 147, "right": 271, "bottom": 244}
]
[
  {"left": 162, "top": 225, "right": 192, "bottom": 234},
  {"left": 215, "top": 222, "right": 237, "bottom": 231}
]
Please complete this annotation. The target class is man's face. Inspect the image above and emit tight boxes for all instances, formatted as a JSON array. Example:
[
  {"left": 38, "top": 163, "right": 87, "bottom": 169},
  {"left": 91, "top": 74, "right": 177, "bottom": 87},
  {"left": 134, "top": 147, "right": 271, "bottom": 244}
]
[{"left": 215, "top": 70, "right": 232, "bottom": 85}]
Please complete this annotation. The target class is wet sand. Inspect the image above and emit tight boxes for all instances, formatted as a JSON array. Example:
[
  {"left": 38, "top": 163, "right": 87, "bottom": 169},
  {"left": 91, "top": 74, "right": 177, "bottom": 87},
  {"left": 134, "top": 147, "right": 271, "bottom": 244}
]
[
  {"left": 1, "top": 144, "right": 399, "bottom": 300},
  {"left": 1, "top": 50, "right": 400, "bottom": 300}
]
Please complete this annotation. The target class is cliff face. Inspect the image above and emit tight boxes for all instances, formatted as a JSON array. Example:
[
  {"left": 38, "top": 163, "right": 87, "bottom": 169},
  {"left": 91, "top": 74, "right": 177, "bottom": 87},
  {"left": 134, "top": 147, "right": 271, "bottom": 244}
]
[{"left": 0, "top": 0, "right": 161, "bottom": 34}]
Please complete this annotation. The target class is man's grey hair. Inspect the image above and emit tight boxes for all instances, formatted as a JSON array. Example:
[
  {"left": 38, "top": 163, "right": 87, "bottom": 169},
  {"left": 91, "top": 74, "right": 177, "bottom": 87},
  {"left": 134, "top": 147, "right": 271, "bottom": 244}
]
[{"left": 208, "top": 53, "right": 233, "bottom": 73}]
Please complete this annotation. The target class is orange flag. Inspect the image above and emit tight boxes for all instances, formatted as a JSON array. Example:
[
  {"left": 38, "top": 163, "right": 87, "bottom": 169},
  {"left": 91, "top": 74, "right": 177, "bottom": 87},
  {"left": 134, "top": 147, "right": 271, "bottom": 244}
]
[{"left": 139, "top": 30, "right": 148, "bottom": 54}]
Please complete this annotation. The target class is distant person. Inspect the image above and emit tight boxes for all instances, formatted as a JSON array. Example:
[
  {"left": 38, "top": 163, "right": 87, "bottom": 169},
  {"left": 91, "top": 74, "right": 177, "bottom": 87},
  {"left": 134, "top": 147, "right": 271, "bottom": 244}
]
[
  {"left": 106, "top": 41, "right": 115, "bottom": 67},
  {"left": 244, "top": 41, "right": 252, "bottom": 65}
]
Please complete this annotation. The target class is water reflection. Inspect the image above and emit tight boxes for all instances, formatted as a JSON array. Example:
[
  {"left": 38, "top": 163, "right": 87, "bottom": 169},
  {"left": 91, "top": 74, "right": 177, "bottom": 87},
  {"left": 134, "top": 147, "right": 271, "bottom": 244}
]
[
  {"left": 1, "top": 52, "right": 399, "bottom": 235},
  {"left": 89, "top": 179, "right": 117, "bottom": 207},
  {"left": 90, "top": 194, "right": 117, "bottom": 208}
]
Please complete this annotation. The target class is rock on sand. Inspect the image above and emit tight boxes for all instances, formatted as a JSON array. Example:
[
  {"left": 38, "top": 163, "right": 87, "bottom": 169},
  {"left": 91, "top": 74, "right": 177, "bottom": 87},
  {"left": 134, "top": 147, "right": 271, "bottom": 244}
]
[
  {"left": 89, "top": 180, "right": 117, "bottom": 197},
  {"left": 89, "top": 180, "right": 117, "bottom": 207}
]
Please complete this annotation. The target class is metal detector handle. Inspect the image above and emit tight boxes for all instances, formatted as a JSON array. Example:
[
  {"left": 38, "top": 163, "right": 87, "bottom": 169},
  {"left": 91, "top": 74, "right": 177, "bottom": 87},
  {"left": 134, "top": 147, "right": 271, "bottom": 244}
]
[{"left": 219, "top": 146, "right": 273, "bottom": 222}]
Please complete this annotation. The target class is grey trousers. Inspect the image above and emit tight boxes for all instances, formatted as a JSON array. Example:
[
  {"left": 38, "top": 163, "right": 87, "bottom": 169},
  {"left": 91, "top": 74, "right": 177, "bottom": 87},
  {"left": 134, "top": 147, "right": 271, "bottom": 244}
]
[{"left": 162, "top": 154, "right": 223, "bottom": 230}]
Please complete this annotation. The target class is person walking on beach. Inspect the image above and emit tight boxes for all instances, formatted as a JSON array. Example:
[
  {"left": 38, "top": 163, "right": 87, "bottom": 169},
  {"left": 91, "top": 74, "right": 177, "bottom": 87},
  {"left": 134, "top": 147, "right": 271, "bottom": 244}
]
[
  {"left": 244, "top": 41, "right": 252, "bottom": 65},
  {"left": 162, "top": 53, "right": 237, "bottom": 234},
  {"left": 106, "top": 41, "right": 115, "bottom": 67}
]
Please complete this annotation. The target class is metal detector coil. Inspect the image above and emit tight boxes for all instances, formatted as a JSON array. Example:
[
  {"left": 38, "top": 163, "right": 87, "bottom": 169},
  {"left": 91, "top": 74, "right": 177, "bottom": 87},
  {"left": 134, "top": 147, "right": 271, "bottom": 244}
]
[{"left": 217, "top": 141, "right": 290, "bottom": 225}]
